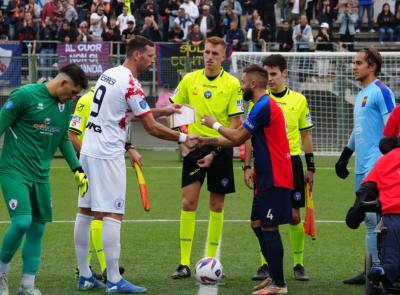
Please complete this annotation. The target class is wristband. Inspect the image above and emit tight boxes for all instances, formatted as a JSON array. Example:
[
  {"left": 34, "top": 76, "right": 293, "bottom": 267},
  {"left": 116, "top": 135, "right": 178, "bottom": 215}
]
[
  {"left": 125, "top": 143, "right": 135, "bottom": 152},
  {"left": 178, "top": 132, "right": 187, "bottom": 143},
  {"left": 305, "top": 153, "right": 315, "bottom": 172},
  {"left": 212, "top": 122, "right": 222, "bottom": 131},
  {"left": 210, "top": 147, "right": 222, "bottom": 157},
  {"left": 242, "top": 165, "right": 252, "bottom": 171}
]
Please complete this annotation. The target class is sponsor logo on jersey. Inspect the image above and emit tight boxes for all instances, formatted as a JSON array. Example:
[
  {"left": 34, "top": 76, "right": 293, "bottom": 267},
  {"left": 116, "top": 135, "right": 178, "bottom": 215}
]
[
  {"left": 77, "top": 103, "right": 85, "bottom": 111},
  {"left": 100, "top": 74, "right": 116, "bottom": 85},
  {"left": 361, "top": 96, "right": 368, "bottom": 107},
  {"left": 9, "top": 199, "right": 17, "bottom": 210},
  {"left": 86, "top": 121, "right": 102, "bottom": 133},
  {"left": 4, "top": 100, "right": 13, "bottom": 110},
  {"left": 33, "top": 118, "right": 61, "bottom": 134},
  {"left": 204, "top": 91, "right": 212, "bottom": 99},
  {"left": 37, "top": 102, "right": 44, "bottom": 110},
  {"left": 237, "top": 98, "right": 243, "bottom": 109},
  {"left": 114, "top": 198, "right": 125, "bottom": 210},
  {"left": 70, "top": 115, "right": 82, "bottom": 127},
  {"left": 221, "top": 178, "right": 229, "bottom": 187},
  {"left": 294, "top": 191, "right": 302, "bottom": 201},
  {"left": 58, "top": 103, "right": 65, "bottom": 112},
  {"left": 139, "top": 100, "right": 148, "bottom": 110},
  {"left": 306, "top": 113, "right": 313, "bottom": 125}
]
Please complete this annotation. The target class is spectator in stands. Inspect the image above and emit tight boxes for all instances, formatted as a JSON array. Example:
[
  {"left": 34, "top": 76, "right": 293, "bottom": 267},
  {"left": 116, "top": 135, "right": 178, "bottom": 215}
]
[
  {"left": 161, "top": 0, "right": 180, "bottom": 38},
  {"left": 117, "top": 5, "right": 135, "bottom": 34},
  {"left": 187, "top": 23, "right": 205, "bottom": 45},
  {"left": 8, "top": 0, "right": 25, "bottom": 39},
  {"left": 395, "top": 5, "right": 400, "bottom": 41},
  {"left": 241, "top": 0, "right": 254, "bottom": 29},
  {"left": 180, "top": 0, "right": 199, "bottom": 23},
  {"left": 58, "top": 19, "right": 77, "bottom": 42},
  {"left": 220, "top": 4, "right": 238, "bottom": 35},
  {"left": 91, "top": 0, "right": 111, "bottom": 16},
  {"left": 121, "top": 19, "right": 136, "bottom": 44},
  {"left": 102, "top": 16, "right": 121, "bottom": 42},
  {"left": 197, "top": 4, "right": 216, "bottom": 37},
  {"left": 0, "top": 10, "right": 9, "bottom": 40},
  {"left": 140, "top": 15, "right": 161, "bottom": 41},
  {"left": 25, "top": 0, "right": 41, "bottom": 20},
  {"left": 293, "top": 14, "right": 313, "bottom": 51},
  {"left": 377, "top": 3, "right": 395, "bottom": 42},
  {"left": 16, "top": 11, "right": 37, "bottom": 42},
  {"left": 203, "top": 0, "right": 219, "bottom": 23},
  {"left": 357, "top": 0, "right": 374, "bottom": 32},
  {"left": 225, "top": 20, "right": 244, "bottom": 50},
  {"left": 250, "top": 19, "right": 269, "bottom": 51},
  {"left": 61, "top": 0, "right": 77, "bottom": 27},
  {"left": 253, "top": 0, "right": 277, "bottom": 41},
  {"left": 168, "top": 22, "right": 184, "bottom": 43},
  {"left": 38, "top": 16, "right": 56, "bottom": 79},
  {"left": 288, "top": 0, "right": 304, "bottom": 26},
  {"left": 90, "top": 4, "right": 107, "bottom": 41},
  {"left": 76, "top": 20, "right": 93, "bottom": 42},
  {"left": 175, "top": 7, "right": 193, "bottom": 41},
  {"left": 315, "top": 22, "right": 333, "bottom": 77},
  {"left": 40, "top": 0, "right": 60, "bottom": 23},
  {"left": 76, "top": 0, "right": 91, "bottom": 24},
  {"left": 139, "top": 0, "right": 159, "bottom": 20},
  {"left": 317, "top": 0, "right": 333, "bottom": 29},
  {"left": 277, "top": 19, "right": 294, "bottom": 51},
  {"left": 245, "top": 9, "right": 260, "bottom": 32},
  {"left": 54, "top": 10, "right": 64, "bottom": 39},
  {"left": 219, "top": 0, "right": 242, "bottom": 18},
  {"left": 338, "top": 3, "right": 358, "bottom": 51}
]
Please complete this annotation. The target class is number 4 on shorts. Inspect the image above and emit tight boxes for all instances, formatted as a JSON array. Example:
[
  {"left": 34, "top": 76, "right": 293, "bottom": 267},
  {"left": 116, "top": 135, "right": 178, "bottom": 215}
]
[{"left": 266, "top": 209, "right": 274, "bottom": 220}]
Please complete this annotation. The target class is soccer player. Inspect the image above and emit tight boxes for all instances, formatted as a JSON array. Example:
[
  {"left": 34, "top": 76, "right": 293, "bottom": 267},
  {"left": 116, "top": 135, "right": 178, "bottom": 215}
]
[
  {"left": 245, "top": 54, "right": 315, "bottom": 281},
  {"left": 200, "top": 64, "right": 293, "bottom": 295},
  {"left": 169, "top": 36, "right": 244, "bottom": 279},
  {"left": 69, "top": 86, "right": 182, "bottom": 281},
  {"left": 335, "top": 47, "right": 395, "bottom": 285},
  {"left": 0, "top": 64, "right": 89, "bottom": 295},
  {"left": 73, "top": 36, "right": 197, "bottom": 294}
]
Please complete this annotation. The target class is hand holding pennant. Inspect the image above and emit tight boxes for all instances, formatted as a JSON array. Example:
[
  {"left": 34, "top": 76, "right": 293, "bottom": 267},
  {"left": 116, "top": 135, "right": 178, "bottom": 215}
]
[
  {"left": 304, "top": 183, "right": 316, "bottom": 240},
  {"left": 133, "top": 163, "right": 150, "bottom": 211}
]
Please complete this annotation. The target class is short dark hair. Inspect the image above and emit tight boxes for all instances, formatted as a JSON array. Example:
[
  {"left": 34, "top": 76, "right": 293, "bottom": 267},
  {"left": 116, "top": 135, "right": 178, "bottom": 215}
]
[
  {"left": 126, "top": 36, "right": 154, "bottom": 58},
  {"left": 59, "top": 63, "right": 88, "bottom": 89},
  {"left": 262, "top": 54, "right": 287, "bottom": 72},
  {"left": 243, "top": 64, "right": 268, "bottom": 88},
  {"left": 360, "top": 47, "right": 382, "bottom": 75}
]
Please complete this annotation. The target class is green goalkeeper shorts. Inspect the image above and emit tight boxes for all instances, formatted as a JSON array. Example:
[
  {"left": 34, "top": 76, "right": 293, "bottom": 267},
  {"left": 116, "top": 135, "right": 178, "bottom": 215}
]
[{"left": 0, "top": 174, "right": 52, "bottom": 222}]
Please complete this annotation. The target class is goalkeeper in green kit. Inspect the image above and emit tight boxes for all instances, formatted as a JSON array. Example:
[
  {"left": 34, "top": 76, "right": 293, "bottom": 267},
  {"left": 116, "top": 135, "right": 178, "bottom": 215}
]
[{"left": 0, "top": 64, "right": 89, "bottom": 295}]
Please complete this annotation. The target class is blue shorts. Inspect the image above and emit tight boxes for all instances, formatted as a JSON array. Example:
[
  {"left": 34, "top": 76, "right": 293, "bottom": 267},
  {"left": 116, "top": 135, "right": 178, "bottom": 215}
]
[{"left": 251, "top": 187, "right": 292, "bottom": 227}]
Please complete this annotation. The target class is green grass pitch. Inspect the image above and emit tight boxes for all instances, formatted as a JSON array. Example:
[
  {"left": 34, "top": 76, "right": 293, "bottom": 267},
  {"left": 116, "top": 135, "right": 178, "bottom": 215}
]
[{"left": 0, "top": 151, "right": 366, "bottom": 294}]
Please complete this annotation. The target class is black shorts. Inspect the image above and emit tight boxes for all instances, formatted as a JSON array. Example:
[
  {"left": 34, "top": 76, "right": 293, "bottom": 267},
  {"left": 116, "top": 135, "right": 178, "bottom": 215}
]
[
  {"left": 291, "top": 155, "right": 305, "bottom": 208},
  {"left": 251, "top": 187, "right": 292, "bottom": 227},
  {"left": 181, "top": 146, "right": 235, "bottom": 194}
]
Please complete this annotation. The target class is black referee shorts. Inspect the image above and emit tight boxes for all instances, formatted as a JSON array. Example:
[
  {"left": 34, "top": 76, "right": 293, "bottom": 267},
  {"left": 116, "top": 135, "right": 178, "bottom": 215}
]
[
  {"left": 291, "top": 155, "right": 306, "bottom": 208},
  {"left": 181, "top": 146, "right": 235, "bottom": 194}
]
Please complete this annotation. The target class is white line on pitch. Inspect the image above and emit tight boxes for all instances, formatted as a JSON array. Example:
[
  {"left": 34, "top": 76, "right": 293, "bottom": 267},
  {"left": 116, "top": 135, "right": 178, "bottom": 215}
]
[
  {"left": 50, "top": 166, "right": 351, "bottom": 170},
  {"left": 0, "top": 219, "right": 345, "bottom": 224}
]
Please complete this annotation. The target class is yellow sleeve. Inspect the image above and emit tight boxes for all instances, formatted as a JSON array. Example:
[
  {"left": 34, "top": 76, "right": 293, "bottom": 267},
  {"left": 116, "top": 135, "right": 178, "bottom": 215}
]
[
  {"left": 298, "top": 95, "right": 314, "bottom": 131},
  {"left": 69, "top": 93, "right": 92, "bottom": 135},
  {"left": 170, "top": 75, "right": 189, "bottom": 105},
  {"left": 227, "top": 78, "right": 244, "bottom": 117}
]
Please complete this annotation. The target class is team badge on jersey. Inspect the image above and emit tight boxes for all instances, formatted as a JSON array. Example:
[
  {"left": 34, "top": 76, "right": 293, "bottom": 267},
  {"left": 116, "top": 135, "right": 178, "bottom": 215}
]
[
  {"left": 204, "top": 91, "right": 212, "bottom": 99},
  {"left": 4, "top": 100, "right": 13, "bottom": 110},
  {"left": 114, "top": 198, "right": 125, "bottom": 210},
  {"left": 58, "top": 103, "right": 65, "bottom": 112},
  {"left": 37, "top": 102, "right": 44, "bottom": 110},
  {"left": 9, "top": 199, "right": 17, "bottom": 210},
  {"left": 139, "top": 100, "right": 148, "bottom": 110},
  {"left": 221, "top": 178, "right": 229, "bottom": 187},
  {"left": 361, "top": 96, "right": 368, "bottom": 107},
  {"left": 70, "top": 115, "right": 82, "bottom": 127}
]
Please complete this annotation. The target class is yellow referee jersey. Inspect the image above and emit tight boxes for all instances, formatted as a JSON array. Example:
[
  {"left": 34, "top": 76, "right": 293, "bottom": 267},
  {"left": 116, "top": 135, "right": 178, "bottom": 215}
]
[
  {"left": 170, "top": 69, "right": 244, "bottom": 137},
  {"left": 266, "top": 88, "right": 313, "bottom": 156},
  {"left": 69, "top": 87, "right": 94, "bottom": 143}
]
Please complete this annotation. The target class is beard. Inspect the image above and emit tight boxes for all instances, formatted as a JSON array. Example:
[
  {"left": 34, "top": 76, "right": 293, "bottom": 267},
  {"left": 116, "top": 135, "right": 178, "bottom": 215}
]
[{"left": 243, "top": 88, "right": 253, "bottom": 101}]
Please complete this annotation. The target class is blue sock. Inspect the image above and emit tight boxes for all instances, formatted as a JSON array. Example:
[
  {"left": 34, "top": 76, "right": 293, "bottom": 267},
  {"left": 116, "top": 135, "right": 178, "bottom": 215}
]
[{"left": 261, "top": 230, "right": 285, "bottom": 286}]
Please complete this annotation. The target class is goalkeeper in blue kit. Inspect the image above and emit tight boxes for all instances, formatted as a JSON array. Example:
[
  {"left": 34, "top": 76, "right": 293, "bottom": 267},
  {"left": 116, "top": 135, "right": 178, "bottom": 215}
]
[{"left": 0, "top": 64, "right": 89, "bottom": 295}]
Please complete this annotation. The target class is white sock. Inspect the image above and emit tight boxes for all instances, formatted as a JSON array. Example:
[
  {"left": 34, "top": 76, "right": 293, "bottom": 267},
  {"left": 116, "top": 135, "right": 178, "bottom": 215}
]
[
  {"left": 74, "top": 213, "right": 93, "bottom": 278},
  {"left": 0, "top": 261, "right": 10, "bottom": 274},
  {"left": 103, "top": 217, "right": 122, "bottom": 284},
  {"left": 21, "top": 274, "right": 35, "bottom": 289}
]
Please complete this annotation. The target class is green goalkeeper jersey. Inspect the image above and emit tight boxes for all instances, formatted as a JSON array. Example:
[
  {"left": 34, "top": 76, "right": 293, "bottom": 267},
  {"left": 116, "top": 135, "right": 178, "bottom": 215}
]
[{"left": 0, "top": 83, "right": 80, "bottom": 182}]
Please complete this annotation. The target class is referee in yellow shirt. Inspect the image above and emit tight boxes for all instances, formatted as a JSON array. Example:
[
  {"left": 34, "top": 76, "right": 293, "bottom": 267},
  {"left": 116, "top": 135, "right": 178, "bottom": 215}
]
[
  {"left": 170, "top": 36, "right": 244, "bottom": 279},
  {"left": 246, "top": 54, "right": 315, "bottom": 283}
]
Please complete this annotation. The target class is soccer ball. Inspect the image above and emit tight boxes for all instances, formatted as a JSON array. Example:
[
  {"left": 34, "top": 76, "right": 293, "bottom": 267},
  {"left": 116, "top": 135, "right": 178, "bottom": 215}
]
[{"left": 194, "top": 257, "right": 223, "bottom": 285}]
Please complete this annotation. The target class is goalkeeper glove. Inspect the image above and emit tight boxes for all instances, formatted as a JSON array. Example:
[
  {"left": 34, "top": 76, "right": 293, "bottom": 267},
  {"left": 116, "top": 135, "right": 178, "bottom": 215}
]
[
  {"left": 379, "top": 136, "right": 400, "bottom": 155},
  {"left": 74, "top": 167, "right": 88, "bottom": 197},
  {"left": 335, "top": 146, "right": 353, "bottom": 179}
]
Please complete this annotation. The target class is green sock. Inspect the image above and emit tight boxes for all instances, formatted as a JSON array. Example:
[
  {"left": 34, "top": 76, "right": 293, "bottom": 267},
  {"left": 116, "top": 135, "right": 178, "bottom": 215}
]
[
  {"left": 260, "top": 252, "right": 267, "bottom": 266},
  {"left": 88, "top": 229, "right": 95, "bottom": 266},
  {"left": 289, "top": 223, "right": 305, "bottom": 266},
  {"left": 180, "top": 210, "right": 196, "bottom": 266},
  {"left": 90, "top": 220, "right": 106, "bottom": 272},
  {"left": 0, "top": 215, "right": 32, "bottom": 264},
  {"left": 206, "top": 210, "right": 224, "bottom": 258},
  {"left": 22, "top": 221, "right": 45, "bottom": 275}
]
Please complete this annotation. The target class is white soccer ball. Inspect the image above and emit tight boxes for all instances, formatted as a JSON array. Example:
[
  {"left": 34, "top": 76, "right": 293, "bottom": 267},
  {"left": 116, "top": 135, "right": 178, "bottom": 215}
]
[{"left": 194, "top": 257, "right": 223, "bottom": 285}]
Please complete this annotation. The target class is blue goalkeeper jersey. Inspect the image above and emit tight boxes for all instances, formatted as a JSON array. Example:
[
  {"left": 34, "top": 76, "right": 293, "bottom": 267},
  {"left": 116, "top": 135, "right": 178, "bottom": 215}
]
[{"left": 354, "top": 79, "right": 395, "bottom": 174}]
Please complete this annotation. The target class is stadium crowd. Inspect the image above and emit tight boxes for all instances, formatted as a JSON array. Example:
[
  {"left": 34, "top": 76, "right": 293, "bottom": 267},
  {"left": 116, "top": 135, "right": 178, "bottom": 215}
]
[{"left": 0, "top": 0, "right": 400, "bottom": 53}]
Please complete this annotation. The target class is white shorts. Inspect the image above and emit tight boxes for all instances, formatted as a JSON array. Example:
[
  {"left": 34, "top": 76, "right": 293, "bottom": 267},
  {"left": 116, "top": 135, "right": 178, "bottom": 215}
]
[{"left": 79, "top": 154, "right": 126, "bottom": 214}]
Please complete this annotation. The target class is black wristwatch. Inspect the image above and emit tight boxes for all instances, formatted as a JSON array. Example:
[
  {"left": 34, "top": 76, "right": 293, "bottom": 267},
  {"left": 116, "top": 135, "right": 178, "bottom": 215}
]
[{"left": 242, "top": 165, "right": 252, "bottom": 171}]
